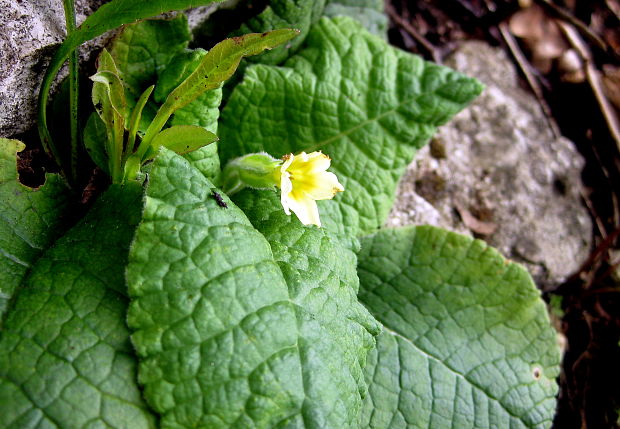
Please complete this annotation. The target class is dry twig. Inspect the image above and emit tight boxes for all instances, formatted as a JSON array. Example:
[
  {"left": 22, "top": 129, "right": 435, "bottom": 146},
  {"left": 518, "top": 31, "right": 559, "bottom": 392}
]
[
  {"left": 385, "top": 2, "right": 441, "bottom": 63},
  {"left": 569, "top": 225, "right": 620, "bottom": 287},
  {"left": 535, "top": 0, "right": 612, "bottom": 56},
  {"left": 498, "top": 22, "right": 561, "bottom": 138},
  {"left": 559, "top": 21, "right": 620, "bottom": 153},
  {"left": 580, "top": 188, "right": 609, "bottom": 241}
]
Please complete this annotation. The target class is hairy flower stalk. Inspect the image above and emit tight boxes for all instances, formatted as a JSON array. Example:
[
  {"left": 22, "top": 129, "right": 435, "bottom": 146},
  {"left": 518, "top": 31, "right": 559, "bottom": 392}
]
[{"left": 222, "top": 151, "right": 344, "bottom": 226}]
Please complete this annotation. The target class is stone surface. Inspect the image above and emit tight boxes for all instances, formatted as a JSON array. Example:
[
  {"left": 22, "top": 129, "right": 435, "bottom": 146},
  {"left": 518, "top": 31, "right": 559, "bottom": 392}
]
[
  {"left": 1, "top": 0, "right": 104, "bottom": 137},
  {"left": 0, "top": 0, "right": 218, "bottom": 138},
  {"left": 387, "top": 41, "right": 592, "bottom": 289}
]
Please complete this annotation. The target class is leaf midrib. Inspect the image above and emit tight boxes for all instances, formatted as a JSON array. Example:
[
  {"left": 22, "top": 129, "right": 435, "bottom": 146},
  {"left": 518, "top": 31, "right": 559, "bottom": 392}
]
[{"left": 302, "top": 90, "right": 435, "bottom": 154}]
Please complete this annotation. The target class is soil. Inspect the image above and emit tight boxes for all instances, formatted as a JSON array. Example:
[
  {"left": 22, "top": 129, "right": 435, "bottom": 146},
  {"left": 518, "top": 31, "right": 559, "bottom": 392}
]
[{"left": 385, "top": 1, "right": 620, "bottom": 427}]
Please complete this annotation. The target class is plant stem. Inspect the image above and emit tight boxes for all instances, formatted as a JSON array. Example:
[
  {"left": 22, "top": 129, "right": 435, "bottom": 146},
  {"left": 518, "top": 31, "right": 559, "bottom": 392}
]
[
  {"left": 136, "top": 102, "right": 174, "bottom": 160},
  {"left": 63, "top": 0, "right": 79, "bottom": 185}
]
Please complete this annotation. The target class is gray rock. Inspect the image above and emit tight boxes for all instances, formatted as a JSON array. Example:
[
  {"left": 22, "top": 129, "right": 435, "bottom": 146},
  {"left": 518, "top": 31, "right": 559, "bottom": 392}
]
[
  {"left": 0, "top": 0, "right": 106, "bottom": 137},
  {"left": 0, "top": 0, "right": 218, "bottom": 138},
  {"left": 387, "top": 41, "right": 592, "bottom": 289}
]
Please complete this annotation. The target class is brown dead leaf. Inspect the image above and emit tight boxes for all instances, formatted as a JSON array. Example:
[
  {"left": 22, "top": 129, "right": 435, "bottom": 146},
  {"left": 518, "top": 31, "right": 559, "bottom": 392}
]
[
  {"left": 558, "top": 49, "right": 586, "bottom": 83},
  {"left": 456, "top": 204, "right": 498, "bottom": 235},
  {"left": 509, "top": 4, "right": 569, "bottom": 73}
]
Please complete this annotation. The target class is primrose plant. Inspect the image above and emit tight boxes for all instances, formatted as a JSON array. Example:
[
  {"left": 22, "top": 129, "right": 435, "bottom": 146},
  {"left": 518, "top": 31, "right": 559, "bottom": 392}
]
[{"left": 0, "top": 1, "right": 561, "bottom": 428}]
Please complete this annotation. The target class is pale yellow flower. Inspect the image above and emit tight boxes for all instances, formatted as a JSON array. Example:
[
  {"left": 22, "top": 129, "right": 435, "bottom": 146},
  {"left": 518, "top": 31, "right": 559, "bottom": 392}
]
[{"left": 278, "top": 151, "right": 344, "bottom": 227}]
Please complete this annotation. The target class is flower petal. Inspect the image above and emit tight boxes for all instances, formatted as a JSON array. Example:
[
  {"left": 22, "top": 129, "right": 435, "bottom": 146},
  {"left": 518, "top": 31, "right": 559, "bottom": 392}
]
[
  {"left": 305, "top": 172, "right": 344, "bottom": 200},
  {"left": 288, "top": 151, "right": 331, "bottom": 175},
  {"left": 286, "top": 192, "right": 321, "bottom": 226},
  {"left": 280, "top": 171, "right": 293, "bottom": 215}
]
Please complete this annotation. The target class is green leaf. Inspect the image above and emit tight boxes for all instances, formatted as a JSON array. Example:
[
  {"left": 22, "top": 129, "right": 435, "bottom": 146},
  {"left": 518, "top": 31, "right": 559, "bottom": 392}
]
[
  {"left": 153, "top": 48, "right": 207, "bottom": 104},
  {"left": 127, "top": 85, "right": 156, "bottom": 158},
  {"left": 91, "top": 50, "right": 127, "bottom": 182},
  {"left": 126, "top": 148, "right": 379, "bottom": 427},
  {"left": 109, "top": 14, "right": 192, "bottom": 101},
  {"left": 232, "top": 0, "right": 327, "bottom": 65},
  {"left": 91, "top": 70, "right": 128, "bottom": 124},
  {"left": 161, "top": 29, "right": 300, "bottom": 116},
  {"left": 234, "top": 188, "right": 382, "bottom": 425},
  {"left": 171, "top": 86, "right": 222, "bottom": 141},
  {"left": 148, "top": 125, "right": 218, "bottom": 157},
  {"left": 323, "top": 0, "right": 387, "bottom": 38},
  {"left": 38, "top": 0, "right": 222, "bottom": 166},
  {"left": 0, "top": 139, "right": 71, "bottom": 323},
  {"left": 219, "top": 17, "right": 483, "bottom": 237},
  {"left": 155, "top": 49, "right": 223, "bottom": 132},
  {"left": 357, "top": 226, "right": 561, "bottom": 429},
  {"left": 0, "top": 182, "right": 156, "bottom": 428},
  {"left": 83, "top": 112, "right": 110, "bottom": 174},
  {"left": 181, "top": 143, "right": 221, "bottom": 183}
]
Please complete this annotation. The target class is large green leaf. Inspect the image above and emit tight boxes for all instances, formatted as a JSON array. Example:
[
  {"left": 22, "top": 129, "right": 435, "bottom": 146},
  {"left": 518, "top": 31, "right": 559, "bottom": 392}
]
[
  {"left": 38, "top": 0, "right": 223, "bottom": 165},
  {"left": 219, "top": 17, "right": 483, "bottom": 237},
  {"left": 109, "top": 14, "right": 191, "bottom": 102},
  {"left": 234, "top": 188, "right": 382, "bottom": 424},
  {"left": 126, "top": 148, "right": 379, "bottom": 427},
  {"left": 232, "top": 0, "right": 327, "bottom": 65},
  {"left": 0, "top": 139, "right": 71, "bottom": 322},
  {"left": 357, "top": 226, "right": 561, "bottom": 429},
  {"left": 0, "top": 183, "right": 156, "bottom": 428},
  {"left": 324, "top": 0, "right": 387, "bottom": 38}
]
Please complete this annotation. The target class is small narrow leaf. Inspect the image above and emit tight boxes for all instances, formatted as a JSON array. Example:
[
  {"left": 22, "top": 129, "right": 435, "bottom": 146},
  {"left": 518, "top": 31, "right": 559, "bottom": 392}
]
[
  {"left": 0, "top": 183, "right": 156, "bottom": 428},
  {"left": 91, "top": 51, "right": 126, "bottom": 182},
  {"left": 0, "top": 139, "right": 71, "bottom": 322},
  {"left": 154, "top": 48, "right": 222, "bottom": 132},
  {"left": 91, "top": 70, "right": 128, "bottom": 122},
  {"left": 149, "top": 125, "right": 218, "bottom": 157},
  {"left": 83, "top": 112, "right": 110, "bottom": 174},
  {"left": 164, "top": 28, "right": 300, "bottom": 113},
  {"left": 155, "top": 48, "right": 224, "bottom": 180},
  {"left": 126, "top": 85, "right": 155, "bottom": 157},
  {"left": 357, "top": 226, "right": 561, "bottom": 429}
]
